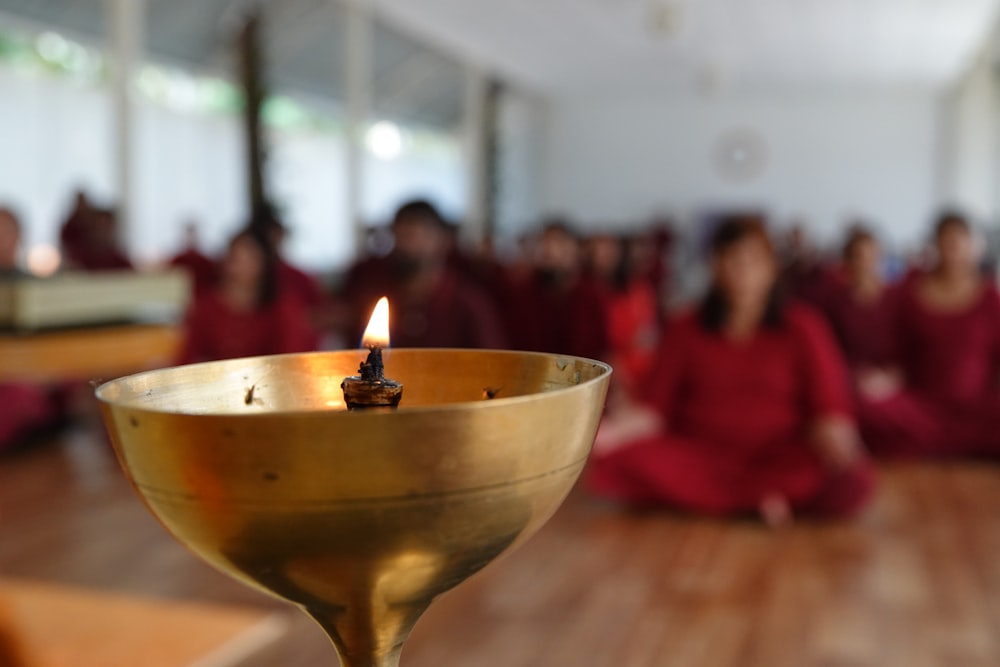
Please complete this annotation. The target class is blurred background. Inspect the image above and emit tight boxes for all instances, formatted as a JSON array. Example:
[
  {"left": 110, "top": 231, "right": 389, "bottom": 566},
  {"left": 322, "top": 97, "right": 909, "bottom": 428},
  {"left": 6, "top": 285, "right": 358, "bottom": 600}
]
[
  {"left": 2, "top": 2, "right": 1000, "bottom": 666},
  {"left": 0, "top": 0, "right": 997, "bottom": 271}
]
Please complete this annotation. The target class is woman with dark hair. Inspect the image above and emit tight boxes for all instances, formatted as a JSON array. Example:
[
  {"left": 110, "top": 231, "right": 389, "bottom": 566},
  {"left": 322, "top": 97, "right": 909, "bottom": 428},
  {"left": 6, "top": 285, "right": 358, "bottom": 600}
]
[
  {"left": 859, "top": 212, "right": 1000, "bottom": 458},
  {"left": 179, "top": 227, "right": 315, "bottom": 363},
  {"left": 821, "top": 227, "right": 901, "bottom": 394},
  {"left": 588, "top": 215, "right": 874, "bottom": 524}
]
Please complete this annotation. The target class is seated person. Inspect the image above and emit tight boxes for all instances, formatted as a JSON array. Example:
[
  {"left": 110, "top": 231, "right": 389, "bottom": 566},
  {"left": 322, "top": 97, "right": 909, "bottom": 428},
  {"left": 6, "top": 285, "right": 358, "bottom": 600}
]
[
  {"left": 179, "top": 227, "right": 315, "bottom": 363},
  {"left": 588, "top": 215, "right": 874, "bottom": 524},
  {"left": 58, "top": 189, "right": 94, "bottom": 269},
  {"left": 585, "top": 233, "right": 659, "bottom": 398},
  {"left": 259, "top": 212, "right": 326, "bottom": 311},
  {"left": 821, "top": 227, "right": 901, "bottom": 397},
  {"left": 780, "top": 222, "right": 830, "bottom": 307},
  {"left": 859, "top": 212, "right": 1000, "bottom": 459},
  {"left": 72, "top": 207, "right": 133, "bottom": 272},
  {"left": 339, "top": 200, "right": 505, "bottom": 349},
  {"left": 506, "top": 221, "right": 609, "bottom": 361}
]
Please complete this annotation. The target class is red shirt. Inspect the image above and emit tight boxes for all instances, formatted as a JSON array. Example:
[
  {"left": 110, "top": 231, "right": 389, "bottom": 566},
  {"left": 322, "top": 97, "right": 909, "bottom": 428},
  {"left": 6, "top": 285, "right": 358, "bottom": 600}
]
[
  {"left": 343, "top": 264, "right": 507, "bottom": 349},
  {"left": 602, "top": 280, "right": 660, "bottom": 392},
  {"left": 821, "top": 277, "right": 900, "bottom": 369},
  {"left": 180, "top": 291, "right": 316, "bottom": 363},
  {"left": 645, "top": 304, "right": 852, "bottom": 455},
  {"left": 279, "top": 261, "right": 325, "bottom": 308},
  {"left": 507, "top": 272, "right": 610, "bottom": 361},
  {"left": 896, "top": 279, "right": 1000, "bottom": 406},
  {"left": 170, "top": 250, "right": 217, "bottom": 296}
]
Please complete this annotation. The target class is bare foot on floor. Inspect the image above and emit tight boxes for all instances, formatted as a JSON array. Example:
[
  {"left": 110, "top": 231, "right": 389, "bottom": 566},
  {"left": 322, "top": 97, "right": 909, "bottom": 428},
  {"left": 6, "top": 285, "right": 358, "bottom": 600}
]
[{"left": 759, "top": 493, "right": 793, "bottom": 528}]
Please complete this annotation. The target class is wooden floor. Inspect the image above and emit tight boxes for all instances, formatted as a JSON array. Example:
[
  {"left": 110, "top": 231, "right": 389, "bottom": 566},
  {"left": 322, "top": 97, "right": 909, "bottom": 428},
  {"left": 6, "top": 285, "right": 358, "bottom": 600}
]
[{"left": 1, "top": 425, "right": 998, "bottom": 667}]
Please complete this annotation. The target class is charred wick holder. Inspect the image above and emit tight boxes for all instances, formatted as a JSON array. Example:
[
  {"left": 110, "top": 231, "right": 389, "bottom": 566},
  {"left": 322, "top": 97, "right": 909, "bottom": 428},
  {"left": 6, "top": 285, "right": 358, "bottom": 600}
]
[{"left": 340, "top": 345, "right": 403, "bottom": 410}]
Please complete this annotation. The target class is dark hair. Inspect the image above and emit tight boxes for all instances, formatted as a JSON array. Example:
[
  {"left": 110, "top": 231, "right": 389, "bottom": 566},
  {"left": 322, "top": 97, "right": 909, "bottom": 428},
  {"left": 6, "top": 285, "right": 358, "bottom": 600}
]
[
  {"left": 611, "top": 236, "right": 633, "bottom": 292},
  {"left": 585, "top": 233, "right": 631, "bottom": 292},
  {"left": 934, "top": 210, "right": 970, "bottom": 239},
  {"left": 699, "top": 214, "right": 784, "bottom": 332},
  {"left": 229, "top": 226, "right": 280, "bottom": 306},
  {"left": 393, "top": 199, "right": 446, "bottom": 229},
  {"left": 843, "top": 225, "right": 877, "bottom": 260},
  {"left": 249, "top": 203, "right": 288, "bottom": 245}
]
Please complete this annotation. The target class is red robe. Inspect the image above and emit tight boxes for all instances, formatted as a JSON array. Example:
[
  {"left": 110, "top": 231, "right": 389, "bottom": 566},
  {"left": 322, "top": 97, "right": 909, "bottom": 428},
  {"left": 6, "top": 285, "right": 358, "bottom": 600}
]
[
  {"left": 601, "top": 280, "right": 660, "bottom": 397},
  {"left": 278, "top": 261, "right": 324, "bottom": 309},
  {"left": 170, "top": 249, "right": 218, "bottom": 297},
  {"left": 179, "top": 291, "right": 316, "bottom": 364},
  {"left": 588, "top": 305, "right": 874, "bottom": 517},
  {"left": 0, "top": 384, "right": 57, "bottom": 453},
  {"left": 820, "top": 277, "right": 899, "bottom": 369},
  {"left": 342, "top": 265, "right": 507, "bottom": 350},
  {"left": 506, "top": 272, "right": 610, "bottom": 361},
  {"left": 859, "top": 280, "right": 1000, "bottom": 458},
  {"left": 75, "top": 246, "right": 133, "bottom": 272}
]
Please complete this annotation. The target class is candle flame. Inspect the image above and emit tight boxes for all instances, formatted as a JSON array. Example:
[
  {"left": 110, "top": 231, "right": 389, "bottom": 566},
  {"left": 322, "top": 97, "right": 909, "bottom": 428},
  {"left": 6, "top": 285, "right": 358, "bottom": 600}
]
[{"left": 362, "top": 297, "right": 390, "bottom": 348}]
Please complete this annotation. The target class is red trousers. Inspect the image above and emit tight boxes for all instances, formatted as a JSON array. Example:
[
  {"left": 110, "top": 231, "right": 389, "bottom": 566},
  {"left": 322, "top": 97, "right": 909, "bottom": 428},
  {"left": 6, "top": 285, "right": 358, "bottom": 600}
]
[{"left": 587, "top": 434, "right": 875, "bottom": 518}]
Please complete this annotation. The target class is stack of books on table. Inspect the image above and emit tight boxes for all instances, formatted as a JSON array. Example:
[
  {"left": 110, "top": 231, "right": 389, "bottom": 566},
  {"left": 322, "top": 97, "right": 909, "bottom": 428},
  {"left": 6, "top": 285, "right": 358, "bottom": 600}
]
[{"left": 0, "top": 270, "right": 190, "bottom": 331}]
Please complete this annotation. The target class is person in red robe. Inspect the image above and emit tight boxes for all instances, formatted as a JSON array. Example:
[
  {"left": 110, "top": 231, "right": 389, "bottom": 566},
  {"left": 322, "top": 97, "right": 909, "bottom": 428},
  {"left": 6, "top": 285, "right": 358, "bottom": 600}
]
[
  {"left": 179, "top": 227, "right": 316, "bottom": 363},
  {"left": 59, "top": 189, "right": 94, "bottom": 269},
  {"left": 820, "top": 227, "right": 902, "bottom": 400},
  {"left": 259, "top": 215, "right": 326, "bottom": 310},
  {"left": 588, "top": 215, "right": 874, "bottom": 524},
  {"left": 69, "top": 207, "right": 133, "bottom": 271},
  {"left": 258, "top": 214, "right": 326, "bottom": 347},
  {"left": 506, "top": 221, "right": 610, "bottom": 361},
  {"left": 339, "top": 200, "right": 506, "bottom": 349},
  {"left": 631, "top": 221, "right": 674, "bottom": 316},
  {"left": 859, "top": 212, "right": 1000, "bottom": 459},
  {"left": 780, "top": 222, "right": 831, "bottom": 308},
  {"left": 586, "top": 233, "right": 660, "bottom": 398}
]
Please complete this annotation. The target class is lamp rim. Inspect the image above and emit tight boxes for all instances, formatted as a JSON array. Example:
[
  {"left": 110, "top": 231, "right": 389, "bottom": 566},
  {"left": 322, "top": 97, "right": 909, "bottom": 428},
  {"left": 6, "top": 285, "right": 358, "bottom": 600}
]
[{"left": 95, "top": 348, "right": 613, "bottom": 418}]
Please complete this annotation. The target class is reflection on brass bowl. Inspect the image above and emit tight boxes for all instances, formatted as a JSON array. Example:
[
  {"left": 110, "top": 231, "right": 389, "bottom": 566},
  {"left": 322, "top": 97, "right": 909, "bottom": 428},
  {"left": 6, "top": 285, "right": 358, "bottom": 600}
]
[{"left": 97, "top": 349, "right": 611, "bottom": 667}]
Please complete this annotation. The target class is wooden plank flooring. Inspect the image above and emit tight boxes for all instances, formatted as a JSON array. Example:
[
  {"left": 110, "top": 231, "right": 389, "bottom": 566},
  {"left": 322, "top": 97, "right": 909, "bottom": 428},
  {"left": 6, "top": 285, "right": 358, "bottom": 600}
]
[{"left": 1, "top": 426, "right": 997, "bottom": 666}]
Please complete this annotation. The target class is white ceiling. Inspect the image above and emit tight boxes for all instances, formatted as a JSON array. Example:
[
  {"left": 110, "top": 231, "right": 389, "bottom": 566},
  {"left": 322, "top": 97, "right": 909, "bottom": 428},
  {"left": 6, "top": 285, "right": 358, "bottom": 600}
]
[{"left": 370, "top": 0, "right": 1000, "bottom": 93}]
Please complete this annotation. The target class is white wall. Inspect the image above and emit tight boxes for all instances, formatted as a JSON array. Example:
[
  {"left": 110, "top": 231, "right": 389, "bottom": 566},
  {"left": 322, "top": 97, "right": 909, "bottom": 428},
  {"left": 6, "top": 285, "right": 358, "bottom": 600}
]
[
  {"left": 940, "top": 44, "right": 1000, "bottom": 225},
  {"left": 269, "top": 126, "right": 350, "bottom": 270},
  {"left": 0, "top": 63, "right": 247, "bottom": 265},
  {"left": 362, "top": 137, "right": 467, "bottom": 228},
  {"left": 134, "top": 102, "right": 246, "bottom": 264},
  {"left": 541, "top": 91, "right": 943, "bottom": 249},
  {"left": 0, "top": 67, "right": 117, "bottom": 250}
]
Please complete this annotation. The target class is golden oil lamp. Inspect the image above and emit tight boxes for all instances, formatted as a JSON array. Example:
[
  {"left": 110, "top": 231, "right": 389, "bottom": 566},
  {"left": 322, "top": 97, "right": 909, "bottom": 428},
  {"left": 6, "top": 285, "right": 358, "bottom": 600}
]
[{"left": 96, "top": 299, "right": 611, "bottom": 667}]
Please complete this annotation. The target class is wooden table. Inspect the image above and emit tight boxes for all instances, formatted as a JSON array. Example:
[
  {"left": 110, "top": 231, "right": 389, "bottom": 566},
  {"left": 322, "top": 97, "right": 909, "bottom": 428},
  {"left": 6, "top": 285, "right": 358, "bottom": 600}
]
[{"left": 0, "top": 324, "right": 181, "bottom": 383}]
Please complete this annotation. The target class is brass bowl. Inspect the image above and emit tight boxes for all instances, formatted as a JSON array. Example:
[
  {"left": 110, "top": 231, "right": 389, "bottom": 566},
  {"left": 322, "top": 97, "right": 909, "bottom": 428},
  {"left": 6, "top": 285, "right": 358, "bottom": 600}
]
[{"left": 97, "top": 349, "right": 611, "bottom": 667}]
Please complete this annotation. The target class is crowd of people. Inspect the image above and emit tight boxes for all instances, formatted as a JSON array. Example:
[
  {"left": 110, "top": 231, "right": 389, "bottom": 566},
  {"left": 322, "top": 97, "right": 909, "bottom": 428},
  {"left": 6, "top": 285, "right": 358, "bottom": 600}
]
[
  {"left": 170, "top": 199, "right": 671, "bottom": 385},
  {"left": 2, "top": 193, "right": 999, "bottom": 525},
  {"left": 593, "top": 211, "right": 1000, "bottom": 525}
]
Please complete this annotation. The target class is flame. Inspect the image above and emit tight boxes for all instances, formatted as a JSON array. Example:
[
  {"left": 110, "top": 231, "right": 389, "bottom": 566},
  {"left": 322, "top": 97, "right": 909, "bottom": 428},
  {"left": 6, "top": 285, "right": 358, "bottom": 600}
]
[{"left": 362, "top": 297, "right": 390, "bottom": 348}]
